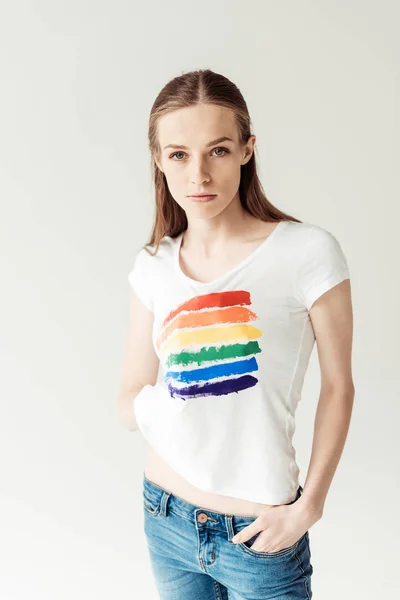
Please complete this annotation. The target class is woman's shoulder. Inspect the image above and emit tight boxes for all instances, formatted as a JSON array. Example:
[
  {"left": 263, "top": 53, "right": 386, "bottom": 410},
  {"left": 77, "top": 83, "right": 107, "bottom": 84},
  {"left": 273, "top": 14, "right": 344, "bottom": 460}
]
[
  {"left": 283, "top": 219, "right": 340, "bottom": 245},
  {"left": 284, "top": 220, "right": 349, "bottom": 278},
  {"left": 134, "top": 233, "right": 180, "bottom": 264},
  {"left": 128, "top": 234, "right": 181, "bottom": 307}
]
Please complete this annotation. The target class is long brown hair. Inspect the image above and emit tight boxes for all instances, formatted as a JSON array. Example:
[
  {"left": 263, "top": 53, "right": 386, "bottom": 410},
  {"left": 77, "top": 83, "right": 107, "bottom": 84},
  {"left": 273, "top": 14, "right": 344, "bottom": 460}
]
[{"left": 145, "top": 69, "right": 301, "bottom": 254}]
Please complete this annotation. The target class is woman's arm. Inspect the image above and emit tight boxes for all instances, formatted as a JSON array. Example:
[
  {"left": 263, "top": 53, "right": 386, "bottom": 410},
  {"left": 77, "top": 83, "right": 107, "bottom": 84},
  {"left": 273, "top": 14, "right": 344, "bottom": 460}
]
[
  {"left": 297, "top": 278, "right": 355, "bottom": 519},
  {"left": 117, "top": 289, "right": 160, "bottom": 431}
]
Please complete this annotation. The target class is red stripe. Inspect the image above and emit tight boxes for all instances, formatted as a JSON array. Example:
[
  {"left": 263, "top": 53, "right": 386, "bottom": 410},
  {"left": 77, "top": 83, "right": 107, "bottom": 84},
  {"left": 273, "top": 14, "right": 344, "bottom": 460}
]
[{"left": 163, "top": 290, "right": 251, "bottom": 327}]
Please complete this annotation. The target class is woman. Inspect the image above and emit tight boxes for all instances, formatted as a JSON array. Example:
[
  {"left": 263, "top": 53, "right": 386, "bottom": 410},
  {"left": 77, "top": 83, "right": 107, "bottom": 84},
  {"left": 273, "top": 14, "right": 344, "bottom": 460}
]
[{"left": 118, "top": 69, "right": 354, "bottom": 599}]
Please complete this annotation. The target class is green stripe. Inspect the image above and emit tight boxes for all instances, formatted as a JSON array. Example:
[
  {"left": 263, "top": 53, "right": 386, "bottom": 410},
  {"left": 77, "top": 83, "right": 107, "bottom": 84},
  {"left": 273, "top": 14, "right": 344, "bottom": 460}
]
[{"left": 165, "top": 341, "right": 261, "bottom": 368}]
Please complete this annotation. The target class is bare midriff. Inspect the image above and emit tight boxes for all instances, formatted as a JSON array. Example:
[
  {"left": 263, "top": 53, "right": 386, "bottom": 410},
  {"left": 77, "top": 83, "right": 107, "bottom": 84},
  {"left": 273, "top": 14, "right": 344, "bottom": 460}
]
[{"left": 144, "top": 445, "right": 276, "bottom": 517}]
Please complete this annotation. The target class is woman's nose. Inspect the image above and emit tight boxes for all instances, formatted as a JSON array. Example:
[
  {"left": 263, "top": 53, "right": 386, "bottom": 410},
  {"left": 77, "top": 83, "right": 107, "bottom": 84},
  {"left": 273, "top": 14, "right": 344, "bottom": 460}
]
[{"left": 190, "top": 162, "right": 210, "bottom": 185}]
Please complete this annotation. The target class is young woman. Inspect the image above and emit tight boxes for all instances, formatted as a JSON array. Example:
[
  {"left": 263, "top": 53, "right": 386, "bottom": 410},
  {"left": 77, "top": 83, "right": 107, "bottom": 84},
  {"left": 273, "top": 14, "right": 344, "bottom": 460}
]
[{"left": 118, "top": 69, "right": 354, "bottom": 599}]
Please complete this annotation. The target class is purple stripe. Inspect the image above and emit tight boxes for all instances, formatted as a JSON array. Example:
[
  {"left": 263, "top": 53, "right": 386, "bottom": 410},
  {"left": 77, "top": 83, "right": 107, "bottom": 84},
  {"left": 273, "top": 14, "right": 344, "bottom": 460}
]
[{"left": 168, "top": 374, "right": 258, "bottom": 400}]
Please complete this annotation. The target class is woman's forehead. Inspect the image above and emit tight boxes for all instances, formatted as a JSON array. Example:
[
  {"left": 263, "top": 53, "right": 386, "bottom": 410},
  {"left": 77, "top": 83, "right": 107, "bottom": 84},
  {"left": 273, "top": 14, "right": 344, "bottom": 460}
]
[{"left": 157, "top": 105, "right": 238, "bottom": 142}]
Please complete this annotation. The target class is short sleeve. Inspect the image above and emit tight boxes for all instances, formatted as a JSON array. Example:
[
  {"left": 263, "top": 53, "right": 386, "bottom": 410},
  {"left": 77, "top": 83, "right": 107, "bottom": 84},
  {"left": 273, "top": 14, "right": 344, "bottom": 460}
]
[
  {"left": 128, "top": 248, "right": 154, "bottom": 311},
  {"left": 294, "top": 226, "right": 350, "bottom": 311}
]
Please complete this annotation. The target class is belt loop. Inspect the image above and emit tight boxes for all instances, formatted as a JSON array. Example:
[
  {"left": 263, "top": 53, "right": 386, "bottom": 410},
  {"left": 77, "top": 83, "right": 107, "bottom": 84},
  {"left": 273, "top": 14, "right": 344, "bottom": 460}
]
[
  {"left": 159, "top": 490, "right": 171, "bottom": 517},
  {"left": 225, "top": 514, "right": 235, "bottom": 542}
]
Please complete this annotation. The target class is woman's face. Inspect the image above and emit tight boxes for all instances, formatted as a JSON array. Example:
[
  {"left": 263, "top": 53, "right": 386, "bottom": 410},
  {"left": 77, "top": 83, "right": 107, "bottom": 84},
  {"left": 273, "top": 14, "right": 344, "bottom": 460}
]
[{"left": 154, "top": 103, "right": 255, "bottom": 220}]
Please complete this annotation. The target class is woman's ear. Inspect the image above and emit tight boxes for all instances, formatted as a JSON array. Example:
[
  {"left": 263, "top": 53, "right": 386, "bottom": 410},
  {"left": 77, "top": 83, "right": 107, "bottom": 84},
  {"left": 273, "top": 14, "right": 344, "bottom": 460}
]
[
  {"left": 241, "top": 135, "right": 256, "bottom": 165},
  {"left": 153, "top": 151, "right": 163, "bottom": 173}
]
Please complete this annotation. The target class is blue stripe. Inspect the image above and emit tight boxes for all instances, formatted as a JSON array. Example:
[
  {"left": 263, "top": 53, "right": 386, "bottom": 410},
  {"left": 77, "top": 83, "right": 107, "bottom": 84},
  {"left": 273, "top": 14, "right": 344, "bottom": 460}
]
[{"left": 165, "top": 356, "right": 258, "bottom": 384}]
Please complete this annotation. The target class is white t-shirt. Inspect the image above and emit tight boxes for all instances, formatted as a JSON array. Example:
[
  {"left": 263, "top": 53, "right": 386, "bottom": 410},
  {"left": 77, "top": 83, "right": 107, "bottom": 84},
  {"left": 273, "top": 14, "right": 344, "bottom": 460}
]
[{"left": 128, "top": 220, "right": 350, "bottom": 505}]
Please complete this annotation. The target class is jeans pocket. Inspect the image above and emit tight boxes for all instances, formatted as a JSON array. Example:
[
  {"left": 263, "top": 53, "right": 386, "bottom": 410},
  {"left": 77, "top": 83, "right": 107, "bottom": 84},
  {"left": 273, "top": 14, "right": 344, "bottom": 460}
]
[
  {"left": 143, "top": 491, "right": 161, "bottom": 517},
  {"left": 232, "top": 517, "right": 303, "bottom": 559}
]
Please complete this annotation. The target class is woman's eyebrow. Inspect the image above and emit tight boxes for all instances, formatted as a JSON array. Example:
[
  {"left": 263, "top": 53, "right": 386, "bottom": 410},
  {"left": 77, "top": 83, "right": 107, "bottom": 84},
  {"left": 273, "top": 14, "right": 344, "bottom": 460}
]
[{"left": 163, "top": 136, "right": 234, "bottom": 150}]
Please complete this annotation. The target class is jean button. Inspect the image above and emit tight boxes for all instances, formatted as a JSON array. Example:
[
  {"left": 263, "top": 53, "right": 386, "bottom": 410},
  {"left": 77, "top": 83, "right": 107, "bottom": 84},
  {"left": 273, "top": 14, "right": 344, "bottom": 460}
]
[{"left": 197, "top": 512, "right": 208, "bottom": 523}]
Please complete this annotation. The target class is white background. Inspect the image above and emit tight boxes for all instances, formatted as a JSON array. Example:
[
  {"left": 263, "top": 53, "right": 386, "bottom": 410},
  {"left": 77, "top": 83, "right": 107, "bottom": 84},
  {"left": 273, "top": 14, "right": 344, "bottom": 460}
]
[{"left": 1, "top": 1, "right": 399, "bottom": 598}]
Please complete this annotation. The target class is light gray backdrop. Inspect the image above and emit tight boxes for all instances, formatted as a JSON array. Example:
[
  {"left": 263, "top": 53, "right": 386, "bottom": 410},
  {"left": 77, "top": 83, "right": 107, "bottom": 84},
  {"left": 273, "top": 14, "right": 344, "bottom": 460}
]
[{"left": 1, "top": 1, "right": 399, "bottom": 598}]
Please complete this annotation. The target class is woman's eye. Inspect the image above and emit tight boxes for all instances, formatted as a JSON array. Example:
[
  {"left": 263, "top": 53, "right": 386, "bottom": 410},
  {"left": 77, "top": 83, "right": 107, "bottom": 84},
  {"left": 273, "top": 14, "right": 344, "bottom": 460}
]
[
  {"left": 169, "top": 147, "right": 229, "bottom": 160},
  {"left": 215, "top": 148, "right": 229, "bottom": 156},
  {"left": 213, "top": 147, "right": 229, "bottom": 157},
  {"left": 170, "top": 151, "right": 185, "bottom": 160}
]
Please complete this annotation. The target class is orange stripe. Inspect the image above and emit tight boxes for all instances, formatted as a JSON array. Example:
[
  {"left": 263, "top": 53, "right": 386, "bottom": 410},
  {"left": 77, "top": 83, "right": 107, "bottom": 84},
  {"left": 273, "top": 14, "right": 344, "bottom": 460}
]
[{"left": 162, "top": 290, "right": 251, "bottom": 328}]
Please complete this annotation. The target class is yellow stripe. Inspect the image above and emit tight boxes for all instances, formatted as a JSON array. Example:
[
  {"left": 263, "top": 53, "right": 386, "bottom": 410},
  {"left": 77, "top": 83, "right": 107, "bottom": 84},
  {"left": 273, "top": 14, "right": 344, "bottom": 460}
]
[{"left": 160, "top": 324, "right": 262, "bottom": 355}]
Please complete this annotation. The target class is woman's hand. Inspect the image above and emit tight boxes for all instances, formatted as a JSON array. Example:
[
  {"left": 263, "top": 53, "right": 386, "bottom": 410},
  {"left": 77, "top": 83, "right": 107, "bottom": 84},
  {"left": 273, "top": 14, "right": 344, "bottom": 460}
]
[{"left": 231, "top": 500, "right": 321, "bottom": 553}]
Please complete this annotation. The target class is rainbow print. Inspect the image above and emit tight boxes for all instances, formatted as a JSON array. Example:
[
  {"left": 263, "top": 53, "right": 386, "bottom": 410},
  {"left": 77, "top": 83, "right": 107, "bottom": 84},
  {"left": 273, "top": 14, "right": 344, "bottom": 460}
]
[{"left": 156, "top": 290, "right": 263, "bottom": 400}]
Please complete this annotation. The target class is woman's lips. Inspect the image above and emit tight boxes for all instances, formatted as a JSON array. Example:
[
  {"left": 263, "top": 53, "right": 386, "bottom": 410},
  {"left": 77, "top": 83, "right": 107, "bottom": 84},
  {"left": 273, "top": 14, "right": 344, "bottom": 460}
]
[{"left": 188, "top": 195, "right": 217, "bottom": 202}]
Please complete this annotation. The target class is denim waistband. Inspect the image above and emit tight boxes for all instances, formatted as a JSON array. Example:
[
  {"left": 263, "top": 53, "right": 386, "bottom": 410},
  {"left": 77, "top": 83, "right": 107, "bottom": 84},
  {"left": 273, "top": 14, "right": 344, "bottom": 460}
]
[{"left": 142, "top": 473, "right": 303, "bottom": 524}]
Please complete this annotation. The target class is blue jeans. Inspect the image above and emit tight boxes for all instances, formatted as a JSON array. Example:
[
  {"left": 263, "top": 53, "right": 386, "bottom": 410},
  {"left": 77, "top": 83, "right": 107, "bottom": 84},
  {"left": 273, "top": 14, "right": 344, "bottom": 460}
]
[{"left": 142, "top": 474, "right": 313, "bottom": 599}]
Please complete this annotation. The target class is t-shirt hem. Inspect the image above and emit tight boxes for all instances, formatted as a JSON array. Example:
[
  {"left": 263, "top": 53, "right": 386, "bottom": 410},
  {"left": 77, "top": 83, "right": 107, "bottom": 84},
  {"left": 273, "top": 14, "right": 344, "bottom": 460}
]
[{"left": 166, "top": 475, "right": 300, "bottom": 506}]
